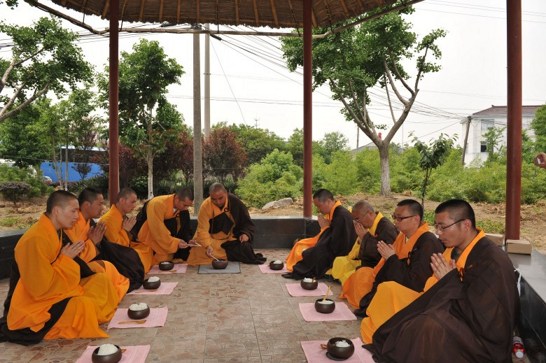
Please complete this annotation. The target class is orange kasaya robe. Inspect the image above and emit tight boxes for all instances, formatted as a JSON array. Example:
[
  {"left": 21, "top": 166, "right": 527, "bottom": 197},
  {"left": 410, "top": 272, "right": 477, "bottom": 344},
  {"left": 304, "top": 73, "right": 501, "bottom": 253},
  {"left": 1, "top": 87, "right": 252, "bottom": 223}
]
[
  {"left": 360, "top": 230, "right": 486, "bottom": 343},
  {"left": 64, "top": 212, "right": 129, "bottom": 301},
  {"left": 8, "top": 214, "right": 118, "bottom": 340},
  {"left": 340, "top": 223, "right": 431, "bottom": 309},
  {"left": 100, "top": 204, "right": 154, "bottom": 273},
  {"left": 285, "top": 201, "right": 342, "bottom": 271},
  {"left": 137, "top": 194, "right": 182, "bottom": 266},
  {"left": 186, "top": 196, "right": 233, "bottom": 265},
  {"left": 330, "top": 212, "right": 384, "bottom": 284}
]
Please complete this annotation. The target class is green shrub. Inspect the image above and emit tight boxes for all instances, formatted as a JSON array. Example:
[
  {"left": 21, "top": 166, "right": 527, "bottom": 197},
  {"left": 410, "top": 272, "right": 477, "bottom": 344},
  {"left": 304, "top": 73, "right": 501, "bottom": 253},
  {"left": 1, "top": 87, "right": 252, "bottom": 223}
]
[
  {"left": 0, "top": 165, "right": 49, "bottom": 197},
  {"left": 0, "top": 181, "right": 32, "bottom": 206},
  {"left": 354, "top": 149, "right": 381, "bottom": 194}
]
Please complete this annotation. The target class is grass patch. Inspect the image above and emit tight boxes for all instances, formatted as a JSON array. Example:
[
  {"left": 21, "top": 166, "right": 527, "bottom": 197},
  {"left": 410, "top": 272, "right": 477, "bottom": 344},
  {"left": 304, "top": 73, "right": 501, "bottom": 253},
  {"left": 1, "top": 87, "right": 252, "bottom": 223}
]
[{"left": 0, "top": 216, "right": 35, "bottom": 229}]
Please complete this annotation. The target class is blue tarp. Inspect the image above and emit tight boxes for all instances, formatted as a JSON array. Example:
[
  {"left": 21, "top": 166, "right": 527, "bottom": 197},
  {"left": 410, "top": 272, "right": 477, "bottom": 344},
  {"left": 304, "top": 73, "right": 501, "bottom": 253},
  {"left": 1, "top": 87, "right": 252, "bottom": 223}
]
[{"left": 40, "top": 162, "right": 104, "bottom": 183}]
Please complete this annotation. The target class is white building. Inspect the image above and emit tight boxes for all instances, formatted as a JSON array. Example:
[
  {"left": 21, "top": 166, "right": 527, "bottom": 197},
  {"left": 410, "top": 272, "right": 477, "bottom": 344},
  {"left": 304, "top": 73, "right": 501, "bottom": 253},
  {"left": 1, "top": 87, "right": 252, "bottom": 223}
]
[{"left": 461, "top": 105, "right": 542, "bottom": 166}]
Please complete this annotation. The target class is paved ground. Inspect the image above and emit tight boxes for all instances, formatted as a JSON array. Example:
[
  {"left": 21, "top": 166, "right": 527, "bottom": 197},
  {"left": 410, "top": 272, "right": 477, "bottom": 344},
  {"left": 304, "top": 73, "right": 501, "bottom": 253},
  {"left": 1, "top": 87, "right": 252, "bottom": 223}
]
[{"left": 0, "top": 249, "right": 362, "bottom": 362}]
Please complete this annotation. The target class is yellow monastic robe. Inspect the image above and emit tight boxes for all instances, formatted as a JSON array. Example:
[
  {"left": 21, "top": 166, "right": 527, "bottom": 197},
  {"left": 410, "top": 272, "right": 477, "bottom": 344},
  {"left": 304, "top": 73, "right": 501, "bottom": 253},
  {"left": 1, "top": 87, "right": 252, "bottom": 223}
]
[
  {"left": 360, "top": 230, "right": 486, "bottom": 343},
  {"left": 186, "top": 196, "right": 233, "bottom": 265},
  {"left": 285, "top": 201, "right": 342, "bottom": 271},
  {"left": 8, "top": 214, "right": 118, "bottom": 340},
  {"left": 64, "top": 212, "right": 129, "bottom": 301},
  {"left": 340, "top": 223, "right": 431, "bottom": 308},
  {"left": 100, "top": 204, "right": 154, "bottom": 273},
  {"left": 137, "top": 194, "right": 181, "bottom": 265},
  {"left": 330, "top": 212, "right": 384, "bottom": 284}
]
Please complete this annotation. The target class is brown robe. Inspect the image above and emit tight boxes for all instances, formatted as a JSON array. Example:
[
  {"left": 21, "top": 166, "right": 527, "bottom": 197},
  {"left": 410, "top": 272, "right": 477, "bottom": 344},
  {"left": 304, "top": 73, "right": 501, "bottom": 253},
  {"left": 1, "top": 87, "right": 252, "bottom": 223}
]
[{"left": 365, "top": 235, "right": 519, "bottom": 363}]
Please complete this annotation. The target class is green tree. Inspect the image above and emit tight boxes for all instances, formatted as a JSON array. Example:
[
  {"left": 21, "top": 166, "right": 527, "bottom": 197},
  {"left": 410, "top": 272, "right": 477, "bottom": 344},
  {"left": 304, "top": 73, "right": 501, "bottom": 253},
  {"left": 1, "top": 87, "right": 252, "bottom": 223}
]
[
  {"left": 286, "top": 128, "right": 323, "bottom": 167},
  {"left": 281, "top": 9, "right": 445, "bottom": 195},
  {"left": 314, "top": 150, "right": 358, "bottom": 195},
  {"left": 318, "top": 132, "right": 349, "bottom": 164},
  {"left": 0, "top": 17, "right": 92, "bottom": 122},
  {"left": 413, "top": 134, "right": 455, "bottom": 206},
  {"left": 482, "top": 126, "right": 505, "bottom": 163},
  {"left": 530, "top": 104, "right": 546, "bottom": 151},
  {"left": 228, "top": 123, "right": 286, "bottom": 166},
  {"left": 98, "top": 39, "right": 184, "bottom": 198},
  {"left": 204, "top": 126, "right": 247, "bottom": 184},
  {"left": 0, "top": 100, "right": 49, "bottom": 167}
]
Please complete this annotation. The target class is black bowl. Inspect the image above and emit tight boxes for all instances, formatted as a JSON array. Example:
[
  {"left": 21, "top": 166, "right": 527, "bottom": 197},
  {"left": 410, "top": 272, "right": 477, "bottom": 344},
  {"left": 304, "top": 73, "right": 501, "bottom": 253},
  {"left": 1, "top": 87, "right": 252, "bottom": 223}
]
[
  {"left": 127, "top": 304, "right": 150, "bottom": 319},
  {"left": 300, "top": 279, "right": 318, "bottom": 290},
  {"left": 269, "top": 260, "right": 284, "bottom": 270},
  {"left": 212, "top": 259, "right": 228, "bottom": 269},
  {"left": 91, "top": 344, "right": 122, "bottom": 363},
  {"left": 142, "top": 277, "right": 161, "bottom": 290},
  {"left": 326, "top": 337, "right": 355, "bottom": 360},
  {"left": 158, "top": 261, "right": 174, "bottom": 271},
  {"left": 315, "top": 298, "right": 336, "bottom": 314}
]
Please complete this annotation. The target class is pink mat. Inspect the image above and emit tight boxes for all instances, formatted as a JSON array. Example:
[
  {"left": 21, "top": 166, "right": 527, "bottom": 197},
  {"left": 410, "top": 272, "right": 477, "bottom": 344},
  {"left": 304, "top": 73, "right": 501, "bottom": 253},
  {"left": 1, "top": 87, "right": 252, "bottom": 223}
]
[
  {"left": 286, "top": 282, "right": 329, "bottom": 297},
  {"left": 299, "top": 302, "right": 357, "bottom": 322},
  {"left": 301, "top": 338, "right": 374, "bottom": 363},
  {"left": 147, "top": 263, "right": 187, "bottom": 274},
  {"left": 128, "top": 281, "right": 178, "bottom": 295},
  {"left": 258, "top": 264, "right": 288, "bottom": 273},
  {"left": 108, "top": 307, "right": 168, "bottom": 329},
  {"left": 76, "top": 345, "right": 151, "bottom": 363}
]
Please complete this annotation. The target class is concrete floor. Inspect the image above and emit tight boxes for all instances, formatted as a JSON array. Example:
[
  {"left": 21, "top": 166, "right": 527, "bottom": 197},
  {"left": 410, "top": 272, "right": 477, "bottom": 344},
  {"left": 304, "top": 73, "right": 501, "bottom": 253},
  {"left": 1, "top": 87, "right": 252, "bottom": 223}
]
[{"left": 0, "top": 249, "right": 363, "bottom": 363}]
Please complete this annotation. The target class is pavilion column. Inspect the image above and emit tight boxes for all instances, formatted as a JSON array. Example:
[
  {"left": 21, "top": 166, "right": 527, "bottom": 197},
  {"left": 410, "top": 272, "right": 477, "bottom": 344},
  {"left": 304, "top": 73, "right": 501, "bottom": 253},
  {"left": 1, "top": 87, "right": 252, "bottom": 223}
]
[
  {"left": 108, "top": 0, "right": 120, "bottom": 204},
  {"left": 505, "top": 0, "right": 522, "bottom": 240},
  {"left": 303, "top": 0, "right": 313, "bottom": 218}
]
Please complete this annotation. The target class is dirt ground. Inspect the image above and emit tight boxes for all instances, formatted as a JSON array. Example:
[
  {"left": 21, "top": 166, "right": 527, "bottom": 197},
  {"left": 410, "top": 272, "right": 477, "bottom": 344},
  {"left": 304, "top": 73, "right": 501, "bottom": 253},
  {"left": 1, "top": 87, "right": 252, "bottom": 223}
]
[{"left": 2, "top": 193, "right": 546, "bottom": 254}]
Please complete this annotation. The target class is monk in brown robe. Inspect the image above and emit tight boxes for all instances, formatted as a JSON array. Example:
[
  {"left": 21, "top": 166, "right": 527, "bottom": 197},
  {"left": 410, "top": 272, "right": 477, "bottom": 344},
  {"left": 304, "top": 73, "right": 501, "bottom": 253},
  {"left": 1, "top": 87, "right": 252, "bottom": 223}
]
[
  {"left": 187, "top": 183, "right": 265, "bottom": 265},
  {"left": 342, "top": 199, "right": 442, "bottom": 310},
  {"left": 282, "top": 189, "right": 356, "bottom": 280},
  {"left": 365, "top": 199, "right": 519, "bottom": 363},
  {"left": 331, "top": 201, "right": 398, "bottom": 284},
  {"left": 135, "top": 188, "right": 196, "bottom": 269},
  {"left": 0, "top": 191, "right": 119, "bottom": 345},
  {"left": 63, "top": 187, "right": 130, "bottom": 300}
]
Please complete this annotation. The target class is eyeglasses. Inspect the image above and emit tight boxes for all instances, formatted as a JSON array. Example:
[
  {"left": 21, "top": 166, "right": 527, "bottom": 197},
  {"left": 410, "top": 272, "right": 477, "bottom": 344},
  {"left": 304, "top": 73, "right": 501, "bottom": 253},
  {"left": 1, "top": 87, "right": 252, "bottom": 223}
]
[
  {"left": 391, "top": 214, "right": 416, "bottom": 222},
  {"left": 434, "top": 219, "right": 466, "bottom": 232}
]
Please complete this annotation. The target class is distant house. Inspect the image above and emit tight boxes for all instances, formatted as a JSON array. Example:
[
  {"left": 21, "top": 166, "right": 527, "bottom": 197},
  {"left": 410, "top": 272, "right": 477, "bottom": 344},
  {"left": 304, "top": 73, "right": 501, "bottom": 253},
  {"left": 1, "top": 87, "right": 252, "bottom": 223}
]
[{"left": 461, "top": 105, "right": 542, "bottom": 166}]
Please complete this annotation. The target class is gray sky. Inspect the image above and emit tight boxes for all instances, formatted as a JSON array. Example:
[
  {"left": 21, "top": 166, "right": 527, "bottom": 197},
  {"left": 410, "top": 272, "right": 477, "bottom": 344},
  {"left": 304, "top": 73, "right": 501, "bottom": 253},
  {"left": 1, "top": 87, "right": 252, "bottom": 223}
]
[{"left": 1, "top": 0, "right": 545, "bottom": 149}]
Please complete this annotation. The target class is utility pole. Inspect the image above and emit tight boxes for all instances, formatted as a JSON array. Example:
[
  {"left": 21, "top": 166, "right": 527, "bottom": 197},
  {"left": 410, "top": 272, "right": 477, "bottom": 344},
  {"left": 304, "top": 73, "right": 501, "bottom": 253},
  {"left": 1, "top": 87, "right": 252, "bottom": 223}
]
[
  {"left": 193, "top": 25, "right": 203, "bottom": 213},
  {"left": 204, "top": 23, "right": 211, "bottom": 138},
  {"left": 462, "top": 116, "right": 471, "bottom": 166}
]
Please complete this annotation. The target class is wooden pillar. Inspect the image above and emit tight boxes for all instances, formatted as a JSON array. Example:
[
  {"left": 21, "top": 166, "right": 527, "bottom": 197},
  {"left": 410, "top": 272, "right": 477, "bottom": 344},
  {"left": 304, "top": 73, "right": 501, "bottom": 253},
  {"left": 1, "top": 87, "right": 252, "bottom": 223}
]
[
  {"left": 303, "top": 0, "right": 313, "bottom": 218},
  {"left": 108, "top": 0, "right": 120, "bottom": 204},
  {"left": 505, "top": 0, "right": 522, "bottom": 239}
]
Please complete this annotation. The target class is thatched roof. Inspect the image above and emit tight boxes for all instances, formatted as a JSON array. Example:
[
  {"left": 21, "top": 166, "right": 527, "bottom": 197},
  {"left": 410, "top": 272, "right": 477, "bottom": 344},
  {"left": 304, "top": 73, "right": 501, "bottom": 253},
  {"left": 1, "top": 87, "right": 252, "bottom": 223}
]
[{"left": 49, "top": 0, "right": 398, "bottom": 28}]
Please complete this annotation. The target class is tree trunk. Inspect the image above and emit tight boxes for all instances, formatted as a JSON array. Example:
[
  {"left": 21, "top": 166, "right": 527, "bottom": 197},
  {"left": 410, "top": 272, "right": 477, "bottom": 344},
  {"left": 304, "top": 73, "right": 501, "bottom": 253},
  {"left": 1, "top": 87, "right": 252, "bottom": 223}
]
[
  {"left": 378, "top": 142, "right": 391, "bottom": 196},
  {"left": 147, "top": 149, "right": 153, "bottom": 199}
]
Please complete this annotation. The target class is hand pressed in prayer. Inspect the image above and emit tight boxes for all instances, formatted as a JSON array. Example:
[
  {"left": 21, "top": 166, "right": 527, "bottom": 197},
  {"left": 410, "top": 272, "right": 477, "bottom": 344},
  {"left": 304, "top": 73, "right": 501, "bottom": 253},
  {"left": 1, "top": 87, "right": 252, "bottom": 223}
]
[
  {"left": 430, "top": 253, "right": 456, "bottom": 280},
  {"left": 122, "top": 215, "right": 137, "bottom": 232},
  {"left": 239, "top": 234, "right": 249, "bottom": 243},
  {"left": 88, "top": 222, "right": 106, "bottom": 245},
  {"left": 353, "top": 221, "right": 368, "bottom": 240},
  {"left": 62, "top": 240, "right": 85, "bottom": 259},
  {"left": 318, "top": 214, "right": 330, "bottom": 229},
  {"left": 377, "top": 240, "right": 395, "bottom": 259}
]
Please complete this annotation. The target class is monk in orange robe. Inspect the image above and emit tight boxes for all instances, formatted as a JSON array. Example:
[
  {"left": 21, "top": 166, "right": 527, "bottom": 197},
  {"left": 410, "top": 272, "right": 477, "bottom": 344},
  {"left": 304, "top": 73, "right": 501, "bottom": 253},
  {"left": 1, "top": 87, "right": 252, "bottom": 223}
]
[
  {"left": 341, "top": 199, "right": 442, "bottom": 310},
  {"left": 0, "top": 190, "right": 118, "bottom": 345},
  {"left": 63, "top": 188, "right": 129, "bottom": 301},
  {"left": 365, "top": 199, "right": 519, "bottom": 362},
  {"left": 137, "top": 188, "right": 196, "bottom": 267},
  {"left": 100, "top": 187, "right": 153, "bottom": 274}
]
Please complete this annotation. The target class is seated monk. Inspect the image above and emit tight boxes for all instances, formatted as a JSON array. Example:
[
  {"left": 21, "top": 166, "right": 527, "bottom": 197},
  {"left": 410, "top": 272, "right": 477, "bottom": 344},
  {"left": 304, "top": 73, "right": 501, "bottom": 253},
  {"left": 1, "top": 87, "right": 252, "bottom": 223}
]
[
  {"left": 0, "top": 191, "right": 119, "bottom": 345},
  {"left": 63, "top": 187, "right": 130, "bottom": 300},
  {"left": 364, "top": 199, "right": 519, "bottom": 363},
  {"left": 282, "top": 189, "right": 356, "bottom": 280},
  {"left": 99, "top": 187, "right": 152, "bottom": 280},
  {"left": 187, "top": 183, "right": 265, "bottom": 265},
  {"left": 285, "top": 206, "right": 333, "bottom": 272},
  {"left": 135, "top": 188, "right": 196, "bottom": 270},
  {"left": 341, "top": 199, "right": 442, "bottom": 310},
  {"left": 331, "top": 201, "right": 397, "bottom": 284}
]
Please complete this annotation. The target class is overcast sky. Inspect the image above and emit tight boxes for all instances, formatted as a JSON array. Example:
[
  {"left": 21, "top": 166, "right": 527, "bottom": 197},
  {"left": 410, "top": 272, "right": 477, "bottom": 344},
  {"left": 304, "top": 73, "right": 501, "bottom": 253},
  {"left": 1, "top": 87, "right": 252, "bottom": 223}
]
[{"left": 1, "top": 0, "right": 545, "bottom": 149}]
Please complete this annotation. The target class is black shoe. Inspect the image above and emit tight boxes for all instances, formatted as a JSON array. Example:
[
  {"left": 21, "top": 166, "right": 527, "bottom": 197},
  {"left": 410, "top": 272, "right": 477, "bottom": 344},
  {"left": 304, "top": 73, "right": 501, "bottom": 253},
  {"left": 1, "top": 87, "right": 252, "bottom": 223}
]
[
  {"left": 282, "top": 272, "right": 302, "bottom": 280},
  {"left": 353, "top": 308, "right": 367, "bottom": 318}
]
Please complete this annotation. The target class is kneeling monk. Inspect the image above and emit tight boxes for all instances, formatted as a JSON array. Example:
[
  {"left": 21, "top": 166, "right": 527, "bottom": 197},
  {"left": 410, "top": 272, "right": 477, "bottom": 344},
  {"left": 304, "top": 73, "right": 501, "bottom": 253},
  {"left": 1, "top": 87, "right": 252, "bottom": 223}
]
[{"left": 0, "top": 191, "right": 119, "bottom": 345}]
